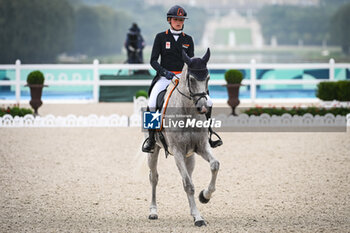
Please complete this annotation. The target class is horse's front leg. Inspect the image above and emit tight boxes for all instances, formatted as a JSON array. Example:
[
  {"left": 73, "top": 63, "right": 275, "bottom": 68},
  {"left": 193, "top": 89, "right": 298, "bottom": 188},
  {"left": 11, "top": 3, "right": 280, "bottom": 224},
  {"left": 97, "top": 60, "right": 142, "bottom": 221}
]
[
  {"left": 197, "top": 145, "right": 220, "bottom": 203},
  {"left": 148, "top": 145, "right": 160, "bottom": 219},
  {"left": 173, "top": 152, "right": 206, "bottom": 227}
]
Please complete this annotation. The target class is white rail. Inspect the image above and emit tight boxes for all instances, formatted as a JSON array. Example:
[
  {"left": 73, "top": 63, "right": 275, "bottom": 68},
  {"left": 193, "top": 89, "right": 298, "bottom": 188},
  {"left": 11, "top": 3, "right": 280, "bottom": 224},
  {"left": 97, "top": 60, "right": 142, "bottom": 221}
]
[
  {"left": 1, "top": 113, "right": 349, "bottom": 129},
  {"left": 0, "top": 58, "right": 349, "bottom": 104}
]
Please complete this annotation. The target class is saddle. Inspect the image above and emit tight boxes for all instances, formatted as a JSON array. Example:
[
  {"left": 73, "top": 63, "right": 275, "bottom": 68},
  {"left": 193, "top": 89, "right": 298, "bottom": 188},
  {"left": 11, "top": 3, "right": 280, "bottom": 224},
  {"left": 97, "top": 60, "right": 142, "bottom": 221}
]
[{"left": 156, "top": 89, "right": 166, "bottom": 111}]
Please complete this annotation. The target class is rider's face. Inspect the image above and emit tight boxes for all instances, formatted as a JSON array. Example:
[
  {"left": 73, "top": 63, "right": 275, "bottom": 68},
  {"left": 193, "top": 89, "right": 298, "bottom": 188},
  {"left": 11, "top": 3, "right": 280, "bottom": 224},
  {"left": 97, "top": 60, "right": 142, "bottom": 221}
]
[{"left": 170, "top": 17, "right": 184, "bottom": 31}]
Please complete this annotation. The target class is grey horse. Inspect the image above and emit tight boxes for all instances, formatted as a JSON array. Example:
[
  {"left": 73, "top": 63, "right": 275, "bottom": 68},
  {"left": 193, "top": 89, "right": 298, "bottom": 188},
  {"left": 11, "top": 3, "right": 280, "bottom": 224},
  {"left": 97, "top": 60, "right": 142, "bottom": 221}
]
[{"left": 147, "top": 48, "right": 220, "bottom": 227}]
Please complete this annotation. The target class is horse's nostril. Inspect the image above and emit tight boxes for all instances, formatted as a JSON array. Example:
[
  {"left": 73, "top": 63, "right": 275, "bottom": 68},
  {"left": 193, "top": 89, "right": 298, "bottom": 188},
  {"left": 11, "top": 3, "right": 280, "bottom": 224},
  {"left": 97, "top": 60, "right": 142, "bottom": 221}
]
[{"left": 196, "top": 106, "right": 207, "bottom": 114}]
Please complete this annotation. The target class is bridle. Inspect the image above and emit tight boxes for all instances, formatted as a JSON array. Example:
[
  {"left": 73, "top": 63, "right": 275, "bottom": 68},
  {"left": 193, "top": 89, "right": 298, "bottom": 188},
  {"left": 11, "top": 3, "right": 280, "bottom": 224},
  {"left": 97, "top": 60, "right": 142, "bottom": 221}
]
[{"left": 173, "top": 68, "right": 208, "bottom": 106}]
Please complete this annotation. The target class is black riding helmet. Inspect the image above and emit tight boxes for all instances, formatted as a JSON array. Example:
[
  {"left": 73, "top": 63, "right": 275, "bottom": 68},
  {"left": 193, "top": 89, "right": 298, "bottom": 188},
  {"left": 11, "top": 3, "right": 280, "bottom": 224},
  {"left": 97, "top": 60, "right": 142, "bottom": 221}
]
[{"left": 166, "top": 5, "right": 188, "bottom": 20}]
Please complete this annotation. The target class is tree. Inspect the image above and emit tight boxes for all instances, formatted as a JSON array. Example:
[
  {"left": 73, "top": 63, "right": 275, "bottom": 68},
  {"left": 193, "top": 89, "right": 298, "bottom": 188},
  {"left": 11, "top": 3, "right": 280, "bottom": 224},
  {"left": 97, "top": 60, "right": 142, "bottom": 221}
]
[
  {"left": 73, "top": 5, "right": 130, "bottom": 56},
  {"left": 257, "top": 5, "right": 332, "bottom": 46},
  {"left": 70, "top": 1, "right": 208, "bottom": 51},
  {"left": 0, "top": 0, "right": 74, "bottom": 63},
  {"left": 330, "top": 3, "right": 350, "bottom": 54},
  {"left": 320, "top": 0, "right": 350, "bottom": 7}
]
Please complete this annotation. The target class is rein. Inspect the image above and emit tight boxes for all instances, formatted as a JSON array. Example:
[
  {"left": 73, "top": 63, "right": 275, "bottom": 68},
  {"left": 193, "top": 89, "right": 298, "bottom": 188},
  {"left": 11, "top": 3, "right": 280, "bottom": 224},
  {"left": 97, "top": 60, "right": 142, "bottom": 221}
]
[{"left": 173, "top": 69, "right": 208, "bottom": 105}]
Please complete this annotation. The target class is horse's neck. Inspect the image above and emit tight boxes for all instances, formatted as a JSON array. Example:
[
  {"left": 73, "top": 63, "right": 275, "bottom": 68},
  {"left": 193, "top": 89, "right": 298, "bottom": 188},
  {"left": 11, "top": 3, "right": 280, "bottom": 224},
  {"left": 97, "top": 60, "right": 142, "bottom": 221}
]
[{"left": 166, "top": 78, "right": 196, "bottom": 115}]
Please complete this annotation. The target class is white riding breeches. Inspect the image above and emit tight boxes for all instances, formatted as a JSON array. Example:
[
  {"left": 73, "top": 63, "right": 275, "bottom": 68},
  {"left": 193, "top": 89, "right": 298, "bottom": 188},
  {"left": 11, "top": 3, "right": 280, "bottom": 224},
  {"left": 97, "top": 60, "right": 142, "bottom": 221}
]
[
  {"left": 148, "top": 76, "right": 171, "bottom": 110},
  {"left": 148, "top": 76, "right": 213, "bottom": 110}
]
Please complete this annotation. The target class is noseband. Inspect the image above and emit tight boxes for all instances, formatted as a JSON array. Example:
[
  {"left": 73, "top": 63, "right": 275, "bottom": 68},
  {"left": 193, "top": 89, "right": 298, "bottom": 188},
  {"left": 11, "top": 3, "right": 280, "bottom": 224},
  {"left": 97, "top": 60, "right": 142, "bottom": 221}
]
[{"left": 173, "top": 68, "right": 208, "bottom": 106}]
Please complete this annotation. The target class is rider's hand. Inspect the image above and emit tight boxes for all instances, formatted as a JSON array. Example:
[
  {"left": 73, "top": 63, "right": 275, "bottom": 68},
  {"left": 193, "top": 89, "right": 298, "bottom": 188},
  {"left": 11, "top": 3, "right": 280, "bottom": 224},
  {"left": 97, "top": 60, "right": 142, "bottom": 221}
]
[{"left": 165, "top": 71, "right": 175, "bottom": 80}]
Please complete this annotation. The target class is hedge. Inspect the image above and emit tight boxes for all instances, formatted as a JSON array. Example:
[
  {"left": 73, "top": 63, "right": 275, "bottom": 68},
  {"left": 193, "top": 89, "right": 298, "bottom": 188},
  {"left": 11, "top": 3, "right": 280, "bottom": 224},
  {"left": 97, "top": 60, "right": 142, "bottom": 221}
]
[
  {"left": 243, "top": 106, "right": 350, "bottom": 116},
  {"left": 316, "top": 80, "right": 350, "bottom": 101}
]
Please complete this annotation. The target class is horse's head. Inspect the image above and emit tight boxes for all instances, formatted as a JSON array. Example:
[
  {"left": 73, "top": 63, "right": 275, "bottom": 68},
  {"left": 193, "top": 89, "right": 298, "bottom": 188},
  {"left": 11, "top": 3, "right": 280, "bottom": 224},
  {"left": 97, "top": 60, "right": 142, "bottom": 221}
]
[{"left": 182, "top": 48, "right": 210, "bottom": 114}]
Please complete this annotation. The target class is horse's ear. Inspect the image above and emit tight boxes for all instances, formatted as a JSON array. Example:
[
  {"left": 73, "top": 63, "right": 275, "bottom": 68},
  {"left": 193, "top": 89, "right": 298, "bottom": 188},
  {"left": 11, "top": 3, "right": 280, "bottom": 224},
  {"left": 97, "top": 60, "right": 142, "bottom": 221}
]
[
  {"left": 182, "top": 50, "right": 192, "bottom": 66},
  {"left": 202, "top": 48, "right": 210, "bottom": 64}
]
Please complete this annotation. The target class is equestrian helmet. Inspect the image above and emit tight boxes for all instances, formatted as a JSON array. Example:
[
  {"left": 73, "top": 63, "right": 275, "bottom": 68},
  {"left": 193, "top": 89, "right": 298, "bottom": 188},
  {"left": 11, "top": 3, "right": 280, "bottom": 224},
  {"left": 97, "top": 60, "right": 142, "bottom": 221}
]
[{"left": 166, "top": 5, "right": 188, "bottom": 19}]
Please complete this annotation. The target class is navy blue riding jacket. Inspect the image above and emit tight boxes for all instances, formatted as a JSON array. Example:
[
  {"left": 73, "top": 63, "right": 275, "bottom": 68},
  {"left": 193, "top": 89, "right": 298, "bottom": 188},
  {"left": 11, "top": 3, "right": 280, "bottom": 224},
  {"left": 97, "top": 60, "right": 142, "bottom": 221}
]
[{"left": 150, "top": 29, "right": 194, "bottom": 76}]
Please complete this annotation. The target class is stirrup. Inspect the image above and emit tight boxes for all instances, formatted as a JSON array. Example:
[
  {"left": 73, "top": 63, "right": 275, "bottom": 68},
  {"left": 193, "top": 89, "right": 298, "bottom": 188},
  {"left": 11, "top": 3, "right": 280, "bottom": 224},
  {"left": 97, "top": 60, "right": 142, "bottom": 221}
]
[
  {"left": 142, "top": 137, "right": 155, "bottom": 153},
  {"left": 209, "top": 131, "right": 223, "bottom": 148}
]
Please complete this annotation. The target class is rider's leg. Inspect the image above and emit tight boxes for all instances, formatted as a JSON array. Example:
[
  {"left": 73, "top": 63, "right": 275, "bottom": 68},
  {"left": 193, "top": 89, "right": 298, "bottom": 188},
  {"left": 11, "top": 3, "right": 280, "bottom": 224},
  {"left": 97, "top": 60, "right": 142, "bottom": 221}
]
[
  {"left": 142, "top": 76, "right": 171, "bottom": 153},
  {"left": 148, "top": 76, "right": 172, "bottom": 110},
  {"left": 205, "top": 95, "right": 223, "bottom": 148},
  {"left": 142, "top": 128, "right": 156, "bottom": 153}
]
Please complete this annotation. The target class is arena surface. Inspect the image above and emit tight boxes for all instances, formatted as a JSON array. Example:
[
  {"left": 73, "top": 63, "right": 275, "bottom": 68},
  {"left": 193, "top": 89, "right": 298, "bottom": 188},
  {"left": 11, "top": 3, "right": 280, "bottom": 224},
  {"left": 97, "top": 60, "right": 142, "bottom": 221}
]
[{"left": 1, "top": 125, "right": 349, "bottom": 232}]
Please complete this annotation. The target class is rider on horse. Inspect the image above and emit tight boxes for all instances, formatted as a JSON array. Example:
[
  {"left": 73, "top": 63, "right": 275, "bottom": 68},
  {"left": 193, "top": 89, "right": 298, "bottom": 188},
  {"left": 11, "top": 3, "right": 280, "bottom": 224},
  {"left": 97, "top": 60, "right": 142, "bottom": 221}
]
[{"left": 142, "top": 5, "right": 222, "bottom": 153}]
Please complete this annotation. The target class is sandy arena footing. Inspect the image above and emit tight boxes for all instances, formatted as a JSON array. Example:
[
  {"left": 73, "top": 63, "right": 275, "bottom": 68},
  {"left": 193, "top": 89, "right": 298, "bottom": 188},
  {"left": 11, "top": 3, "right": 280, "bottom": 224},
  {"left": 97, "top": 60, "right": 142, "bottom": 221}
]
[{"left": 0, "top": 103, "right": 349, "bottom": 232}]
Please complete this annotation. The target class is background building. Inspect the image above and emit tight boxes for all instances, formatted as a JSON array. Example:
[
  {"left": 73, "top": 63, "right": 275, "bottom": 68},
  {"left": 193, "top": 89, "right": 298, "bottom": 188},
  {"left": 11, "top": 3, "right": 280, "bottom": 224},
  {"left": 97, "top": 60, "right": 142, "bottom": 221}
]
[{"left": 201, "top": 10, "right": 264, "bottom": 48}]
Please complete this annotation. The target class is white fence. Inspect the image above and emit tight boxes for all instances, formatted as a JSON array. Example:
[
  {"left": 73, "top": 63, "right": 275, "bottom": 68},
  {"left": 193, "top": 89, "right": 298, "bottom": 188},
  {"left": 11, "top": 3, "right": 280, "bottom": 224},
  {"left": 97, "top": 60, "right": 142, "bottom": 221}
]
[
  {"left": 1, "top": 59, "right": 350, "bottom": 104},
  {"left": 1, "top": 113, "right": 349, "bottom": 129}
]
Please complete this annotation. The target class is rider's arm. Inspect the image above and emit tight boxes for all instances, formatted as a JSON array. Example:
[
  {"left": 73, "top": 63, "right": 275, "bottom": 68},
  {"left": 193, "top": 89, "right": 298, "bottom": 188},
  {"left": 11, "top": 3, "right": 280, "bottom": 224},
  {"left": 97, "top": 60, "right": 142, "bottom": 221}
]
[
  {"left": 187, "top": 36, "right": 194, "bottom": 58},
  {"left": 150, "top": 33, "right": 167, "bottom": 76}
]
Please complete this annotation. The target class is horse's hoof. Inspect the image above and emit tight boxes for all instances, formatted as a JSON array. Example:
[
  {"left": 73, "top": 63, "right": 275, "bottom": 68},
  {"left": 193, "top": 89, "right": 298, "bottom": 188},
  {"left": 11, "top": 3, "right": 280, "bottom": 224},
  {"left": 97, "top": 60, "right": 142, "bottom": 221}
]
[
  {"left": 199, "top": 190, "right": 210, "bottom": 204},
  {"left": 148, "top": 214, "right": 158, "bottom": 220},
  {"left": 194, "top": 220, "right": 207, "bottom": 227}
]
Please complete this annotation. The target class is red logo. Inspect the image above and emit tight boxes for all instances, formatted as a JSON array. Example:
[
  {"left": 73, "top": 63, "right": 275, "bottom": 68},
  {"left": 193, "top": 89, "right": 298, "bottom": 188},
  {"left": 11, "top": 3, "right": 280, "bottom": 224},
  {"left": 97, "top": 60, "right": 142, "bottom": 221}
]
[{"left": 177, "top": 8, "right": 184, "bottom": 16}]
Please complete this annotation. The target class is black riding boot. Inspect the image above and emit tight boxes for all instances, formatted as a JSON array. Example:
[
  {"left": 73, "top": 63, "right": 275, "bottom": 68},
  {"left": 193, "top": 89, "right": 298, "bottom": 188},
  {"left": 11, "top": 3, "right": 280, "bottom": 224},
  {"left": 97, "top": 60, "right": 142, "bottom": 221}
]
[
  {"left": 142, "top": 129, "right": 156, "bottom": 153},
  {"left": 206, "top": 107, "right": 223, "bottom": 148}
]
